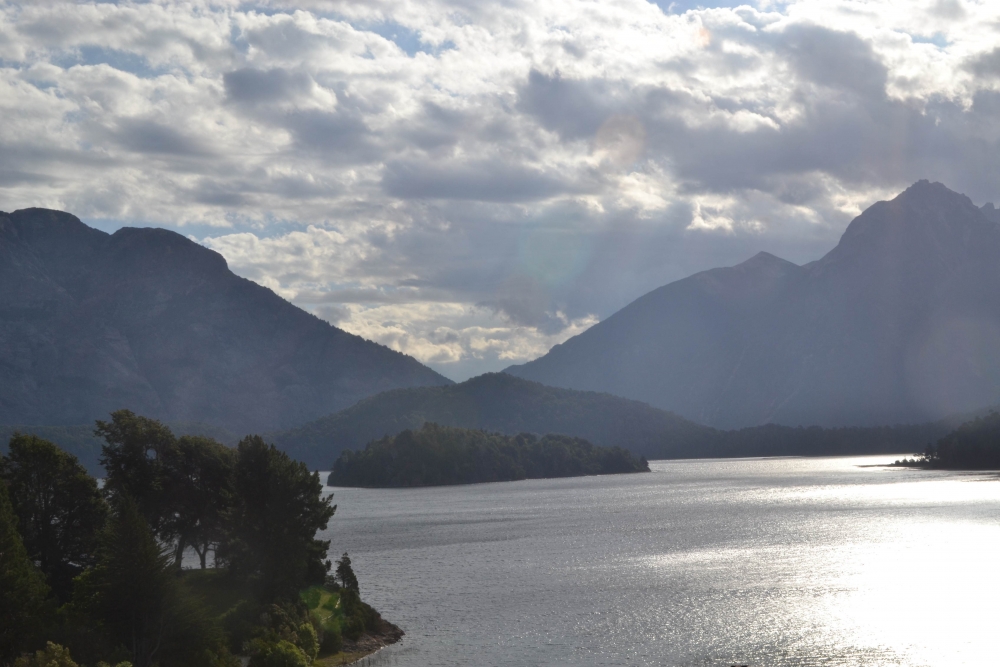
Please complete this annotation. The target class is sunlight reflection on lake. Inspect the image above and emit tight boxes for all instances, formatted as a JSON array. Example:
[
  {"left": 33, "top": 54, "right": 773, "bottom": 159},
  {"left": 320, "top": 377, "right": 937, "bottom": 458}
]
[{"left": 320, "top": 456, "right": 1000, "bottom": 666}]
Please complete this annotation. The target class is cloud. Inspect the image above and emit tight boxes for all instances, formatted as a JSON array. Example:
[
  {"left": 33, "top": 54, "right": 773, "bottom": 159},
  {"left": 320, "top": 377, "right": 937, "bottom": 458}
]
[
  {"left": 382, "top": 158, "right": 577, "bottom": 202},
  {"left": 1, "top": 0, "right": 1000, "bottom": 379},
  {"left": 113, "top": 117, "right": 214, "bottom": 156},
  {"left": 223, "top": 67, "right": 314, "bottom": 104}
]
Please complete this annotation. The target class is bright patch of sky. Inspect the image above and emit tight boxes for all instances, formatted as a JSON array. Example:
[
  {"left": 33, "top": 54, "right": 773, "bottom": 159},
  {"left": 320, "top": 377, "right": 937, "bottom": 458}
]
[{"left": 1, "top": 0, "right": 999, "bottom": 380}]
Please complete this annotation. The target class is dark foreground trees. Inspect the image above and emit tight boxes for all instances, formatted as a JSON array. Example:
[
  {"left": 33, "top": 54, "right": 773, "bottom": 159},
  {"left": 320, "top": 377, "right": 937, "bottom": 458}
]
[
  {"left": 0, "top": 480, "right": 50, "bottom": 665},
  {"left": 0, "top": 413, "right": 379, "bottom": 667},
  {"left": 912, "top": 411, "right": 1000, "bottom": 469},
  {"left": 1, "top": 435, "right": 107, "bottom": 600},
  {"left": 219, "top": 436, "right": 335, "bottom": 601},
  {"left": 76, "top": 497, "right": 228, "bottom": 667}
]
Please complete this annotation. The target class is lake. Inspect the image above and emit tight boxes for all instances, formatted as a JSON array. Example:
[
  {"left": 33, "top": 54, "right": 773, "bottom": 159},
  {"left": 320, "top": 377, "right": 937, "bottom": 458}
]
[{"left": 320, "top": 456, "right": 1000, "bottom": 666}]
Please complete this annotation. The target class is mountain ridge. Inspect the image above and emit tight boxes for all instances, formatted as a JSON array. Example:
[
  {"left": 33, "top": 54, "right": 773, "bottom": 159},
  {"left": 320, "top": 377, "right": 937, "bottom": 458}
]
[
  {"left": 506, "top": 181, "right": 1000, "bottom": 428},
  {"left": 0, "top": 208, "right": 452, "bottom": 432}
]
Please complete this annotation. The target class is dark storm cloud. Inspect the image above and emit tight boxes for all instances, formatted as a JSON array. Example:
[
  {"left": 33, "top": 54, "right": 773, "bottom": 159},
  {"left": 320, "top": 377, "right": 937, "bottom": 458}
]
[
  {"left": 223, "top": 67, "right": 313, "bottom": 104},
  {"left": 382, "top": 159, "right": 579, "bottom": 202}
]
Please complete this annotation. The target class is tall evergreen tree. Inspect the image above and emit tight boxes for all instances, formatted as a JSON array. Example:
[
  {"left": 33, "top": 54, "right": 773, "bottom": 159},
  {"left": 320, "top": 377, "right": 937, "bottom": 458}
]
[
  {"left": 0, "top": 479, "right": 49, "bottom": 665},
  {"left": 1, "top": 434, "right": 107, "bottom": 600},
  {"left": 219, "top": 436, "right": 335, "bottom": 601},
  {"left": 335, "top": 553, "right": 359, "bottom": 592}
]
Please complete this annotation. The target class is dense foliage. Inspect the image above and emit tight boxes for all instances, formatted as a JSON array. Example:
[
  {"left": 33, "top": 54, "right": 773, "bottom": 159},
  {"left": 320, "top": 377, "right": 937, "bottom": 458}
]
[
  {"left": 906, "top": 412, "right": 1000, "bottom": 469},
  {"left": 0, "top": 479, "right": 49, "bottom": 665},
  {"left": 77, "top": 497, "right": 228, "bottom": 667},
  {"left": 1, "top": 435, "right": 106, "bottom": 600},
  {"left": 0, "top": 423, "right": 238, "bottom": 478},
  {"left": 329, "top": 422, "right": 649, "bottom": 488},
  {"left": 218, "top": 436, "right": 335, "bottom": 601},
  {"left": 0, "top": 413, "right": 392, "bottom": 667}
]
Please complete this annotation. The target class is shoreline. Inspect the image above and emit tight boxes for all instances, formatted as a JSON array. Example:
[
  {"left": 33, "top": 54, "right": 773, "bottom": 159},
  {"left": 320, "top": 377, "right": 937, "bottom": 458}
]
[{"left": 316, "top": 620, "right": 404, "bottom": 666}]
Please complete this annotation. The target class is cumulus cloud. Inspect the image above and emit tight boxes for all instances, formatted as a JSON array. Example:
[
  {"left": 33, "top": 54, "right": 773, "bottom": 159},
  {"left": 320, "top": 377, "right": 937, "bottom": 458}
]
[{"left": 1, "top": 0, "right": 999, "bottom": 379}]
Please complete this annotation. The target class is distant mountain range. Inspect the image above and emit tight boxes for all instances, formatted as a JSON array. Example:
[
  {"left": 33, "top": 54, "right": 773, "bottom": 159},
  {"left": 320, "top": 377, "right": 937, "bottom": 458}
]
[
  {"left": 0, "top": 208, "right": 451, "bottom": 432},
  {"left": 507, "top": 181, "right": 1000, "bottom": 428},
  {"left": 5, "top": 182, "right": 999, "bottom": 470},
  {"left": 271, "top": 373, "right": 954, "bottom": 470}
]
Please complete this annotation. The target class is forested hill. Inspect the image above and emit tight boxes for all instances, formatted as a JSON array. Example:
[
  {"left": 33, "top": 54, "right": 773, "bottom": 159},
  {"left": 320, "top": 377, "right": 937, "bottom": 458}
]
[
  {"left": 902, "top": 411, "right": 1000, "bottom": 469},
  {"left": 0, "top": 208, "right": 450, "bottom": 433},
  {"left": 272, "top": 373, "right": 712, "bottom": 468},
  {"left": 328, "top": 423, "right": 649, "bottom": 487},
  {"left": 272, "top": 373, "right": 958, "bottom": 469}
]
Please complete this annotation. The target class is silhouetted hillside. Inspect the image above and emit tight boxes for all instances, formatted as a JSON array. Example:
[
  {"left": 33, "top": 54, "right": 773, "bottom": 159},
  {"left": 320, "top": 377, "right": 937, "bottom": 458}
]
[
  {"left": 907, "top": 411, "right": 1000, "bottom": 469},
  {"left": 507, "top": 182, "right": 1000, "bottom": 428},
  {"left": 0, "top": 208, "right": 451, "bottom": 432},
  {"left": 272, "top": 373, "right": 955, "bottom": 469},
  {"left": 273, "top": 373, "right": 711, "bottom": 468}
]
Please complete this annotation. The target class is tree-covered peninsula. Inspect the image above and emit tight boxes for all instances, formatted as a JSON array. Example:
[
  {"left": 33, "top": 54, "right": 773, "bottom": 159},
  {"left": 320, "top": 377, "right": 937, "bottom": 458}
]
[
  {"left": 895, "top": 411, "right": 1000, "bottom": 470},
  {"left": 328, "top": 423, "right": 649, "bottom": 488},
  {"left": 0, "top": 411, "right": 400, "bottom": 667}
]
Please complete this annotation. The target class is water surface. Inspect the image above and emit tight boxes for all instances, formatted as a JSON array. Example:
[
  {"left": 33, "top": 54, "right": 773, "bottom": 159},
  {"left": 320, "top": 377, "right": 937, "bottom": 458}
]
[{"left": 320, "top": 456, "right": 1000, "bottom": 666}]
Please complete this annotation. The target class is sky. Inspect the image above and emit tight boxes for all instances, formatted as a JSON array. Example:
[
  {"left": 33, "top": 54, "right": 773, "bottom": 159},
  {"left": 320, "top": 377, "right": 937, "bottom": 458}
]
[{"left": 1, "top": 0, "right": 999, "bottom": 381}]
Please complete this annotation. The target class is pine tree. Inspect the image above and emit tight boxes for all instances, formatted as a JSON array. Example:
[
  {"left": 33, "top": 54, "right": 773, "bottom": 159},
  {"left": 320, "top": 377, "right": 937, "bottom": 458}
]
[{"left": 335, "top": 553, "right": 359, "bottom": 592}]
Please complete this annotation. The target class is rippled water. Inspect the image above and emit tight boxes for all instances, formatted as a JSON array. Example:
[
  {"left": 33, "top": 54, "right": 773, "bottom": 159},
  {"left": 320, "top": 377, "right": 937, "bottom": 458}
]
[{"left": 319, "top": 456, "right": 1000, "bottom": 667}]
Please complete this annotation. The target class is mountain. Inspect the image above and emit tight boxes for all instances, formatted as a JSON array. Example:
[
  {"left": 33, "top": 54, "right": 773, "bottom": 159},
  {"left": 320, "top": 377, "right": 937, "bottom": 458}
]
[
  {"left": 270, "top": 372, "right": 953, "bottom": 469},
  {"left": 506, "top": 181, "right": 1000, "bottom": 428},
  {"left": 271, "top": 372, "right": 713, "bottom": 468},
  {"left": 0, "top": 208, "right": 451, "bottom": 432}
]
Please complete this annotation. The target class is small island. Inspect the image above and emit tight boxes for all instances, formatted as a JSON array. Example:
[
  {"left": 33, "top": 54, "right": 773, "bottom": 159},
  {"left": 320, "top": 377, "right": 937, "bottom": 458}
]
[
  {"left": 329, "top": 422, "right": 650, "bottom": 488},
  {"left": 894, "top": 412, "right": 1000, "bottom": 470}
]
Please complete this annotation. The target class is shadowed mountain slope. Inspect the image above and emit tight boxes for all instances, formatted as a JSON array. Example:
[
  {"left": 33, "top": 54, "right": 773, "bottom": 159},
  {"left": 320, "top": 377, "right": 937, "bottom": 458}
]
[
  {"left": 271, "top": 373, "right": 714, "bottom": 468},
  {"left": 0, "top": 208, "right": 451, "bottom": 432},
  {"left": 506, "top": 181, "right": 1000, "bottom": 428},
  {"left": 270, "top": 372, "right": 955, "bottom": 469}
]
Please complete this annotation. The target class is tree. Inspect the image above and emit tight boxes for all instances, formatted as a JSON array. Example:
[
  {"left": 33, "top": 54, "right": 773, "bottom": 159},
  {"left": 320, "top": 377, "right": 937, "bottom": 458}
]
[
  {"left": 335, "top": 553, "right": 359, "bottom": 592},
  {"left": 161, "top": 436, "right": 234, "bottom": 568},
  {"left": 81, "top": 496, "right": 229, "bottom": 667},
  {"left": 0, "top": 479, "right": 49, "bottom": 665},
  {"left": 96, "top": 411, "right": 177, "bottom": 536},
  {"left": 13, "top": 642, "right": 81, "bottom": 667},
  {"left": 1, "top": 434, "right": 107, "bottom": 600},
  {"left": 219, "top": 436, "right": 335, "bottom": 601},
  {"left": 247, "top": 640, "right": 309, "bottom": 667}
]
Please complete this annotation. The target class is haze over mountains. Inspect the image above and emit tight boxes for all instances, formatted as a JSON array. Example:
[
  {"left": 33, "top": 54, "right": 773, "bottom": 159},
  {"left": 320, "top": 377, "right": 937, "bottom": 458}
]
[
  {"left": 3, "top": 180, "right": 1000, "bottom": 463},
  {"left": 507, "top": 181, "right": 1000, "bottom": 428},
  {"left": 0, "top": 208, "right": 450, "bottom": 432}
]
